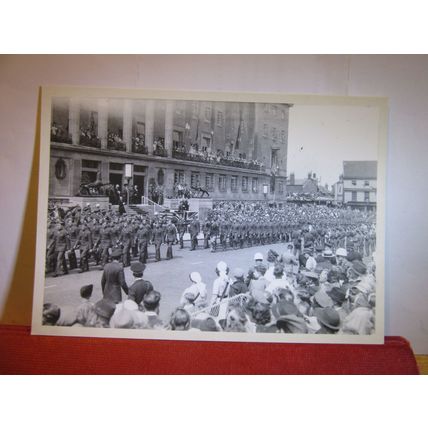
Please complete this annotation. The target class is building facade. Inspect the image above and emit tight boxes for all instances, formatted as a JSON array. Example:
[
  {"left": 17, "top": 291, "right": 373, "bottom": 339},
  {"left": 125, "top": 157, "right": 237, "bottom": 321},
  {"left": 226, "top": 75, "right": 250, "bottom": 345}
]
[
  {"left": 336, "top": 161, "right": 377, "bottom": 210},
  {"left": 49, "top": 97, "right": 291, "bottom": 202}
]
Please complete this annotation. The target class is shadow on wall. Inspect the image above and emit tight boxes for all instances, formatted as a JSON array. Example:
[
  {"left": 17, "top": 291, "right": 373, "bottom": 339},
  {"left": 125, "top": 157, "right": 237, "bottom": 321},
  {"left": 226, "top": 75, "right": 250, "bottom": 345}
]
[{"left": 0, "top": 88, "right": 41, "bottom": 325}]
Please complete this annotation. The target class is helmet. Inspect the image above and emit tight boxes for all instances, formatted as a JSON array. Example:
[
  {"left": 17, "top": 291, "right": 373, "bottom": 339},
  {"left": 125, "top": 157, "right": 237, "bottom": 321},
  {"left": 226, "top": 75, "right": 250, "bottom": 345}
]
[{"left": 335, "top": 248, "right": 347, "bottom": 257}]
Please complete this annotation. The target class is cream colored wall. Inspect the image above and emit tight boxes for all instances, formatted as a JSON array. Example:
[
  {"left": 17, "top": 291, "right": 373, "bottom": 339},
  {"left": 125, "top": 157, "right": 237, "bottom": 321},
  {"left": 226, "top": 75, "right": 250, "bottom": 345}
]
[{"left": 1, "top": 55, "right": 428, "bottom": 352}]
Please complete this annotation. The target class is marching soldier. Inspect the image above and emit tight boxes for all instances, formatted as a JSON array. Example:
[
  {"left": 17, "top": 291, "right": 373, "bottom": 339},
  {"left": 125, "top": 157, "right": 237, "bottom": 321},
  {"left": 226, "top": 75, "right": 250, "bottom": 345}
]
[
  {"left": 90, "top": 218, "right": 101, "bottom": 266},
  {"left": 202, "top": 220, "right": 211, "bottom": 249},
  {"left": 165, "top": 219, "right": 178, "bottom": 259},
  {"left": 210, "top": 218, "right": 219, "bottom": 252},
  {"left": 75, "top": 222, "right": 93, "bottom": 273},
  {"left": 99, "top": 220, "right": 113, "bottom": 269},
  {"left": 45, "top": 220, "right": 57, "bottom": 274},
  {"left": 152, "top": 220, "right": 165, "bottom": 262},
  {"left": 136, "top": 219, "right": 152, "bottom": 263},
  {"left": 66, "top": 219, "right": 80, "bottom": 270},
  {"left": 177, "top": 217, "right": 187, "bottom": 249},
  {"left": 120, "top": 219, "right": 134, "bottom": 267},
  {"left": 52, "top": 222, "right": 71, "bottom": 277},
  {"left": 189, "top": 217, "right": 200, "bottom": 251}
]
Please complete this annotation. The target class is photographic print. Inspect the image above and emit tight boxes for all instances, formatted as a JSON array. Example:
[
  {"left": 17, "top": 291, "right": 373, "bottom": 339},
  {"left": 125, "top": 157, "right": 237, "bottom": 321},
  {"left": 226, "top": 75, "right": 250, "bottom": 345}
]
[{"left": 32, "top": 87, "right": 386, "bottom": 344}]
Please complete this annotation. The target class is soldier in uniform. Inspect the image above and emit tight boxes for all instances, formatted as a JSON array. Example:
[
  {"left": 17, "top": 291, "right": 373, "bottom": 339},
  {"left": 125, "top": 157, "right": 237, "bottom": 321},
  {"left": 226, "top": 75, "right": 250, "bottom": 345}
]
[
  {"left": 45, "top": 220, "right": 57, "bottom": 274},
  {"left": 177, "top": 217, "right": 187, "bottom": 249},
  {"left": 66, "top": 219, "right": 80, "bottom": 271},
  {"left": 152, "top": 220, "right": 165, "bottom": 262},
  {"left": 165, "top": 218, "right": 178, "bottom": 259},
  {"left": 90, "top": 218, "right": 101, "bottom": 266},
  {"left": 188, "top": 217, "right": 200, "bottom": 251},
  {"left": 210, "top": 217, "right": 219, "bottom": 252},
  {"left": 75, "top": 222, "right": 93, "bottom": 273},
  {"left": 219, "top": 218, "right": 228, "bottom": 251},
  {"left": 99, "top": 220, "right": 113, "bottom": 269},
  {"left": 120, "top": 219, "right": 135, "bottom": 267},
  {"left": 202, "top": 220, "right": 211, "bottom": 249},
  {"left": 52, "top": 222, "right": 71, "bottom": 277},
  {"left": 136, "top": 218, "right": 152, "bottom": 263}
]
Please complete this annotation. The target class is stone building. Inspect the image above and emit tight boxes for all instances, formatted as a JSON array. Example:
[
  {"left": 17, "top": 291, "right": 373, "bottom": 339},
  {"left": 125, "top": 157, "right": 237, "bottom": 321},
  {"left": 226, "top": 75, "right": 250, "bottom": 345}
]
[{"left": 49, "top": 97, "right": 291, "bottom": 202}]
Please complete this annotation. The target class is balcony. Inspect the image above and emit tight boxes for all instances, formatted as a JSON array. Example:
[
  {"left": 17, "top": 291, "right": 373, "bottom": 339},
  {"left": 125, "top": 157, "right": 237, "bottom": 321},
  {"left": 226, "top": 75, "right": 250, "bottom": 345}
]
[
  {"left": 80, "top": 134, "right": 101, "bottom": 149},
  {"left": 172, "top": 149, "right": 265, "bottom": 171},
  {"left": 50, "top": 133, "right": 72, "bottom": 144}
]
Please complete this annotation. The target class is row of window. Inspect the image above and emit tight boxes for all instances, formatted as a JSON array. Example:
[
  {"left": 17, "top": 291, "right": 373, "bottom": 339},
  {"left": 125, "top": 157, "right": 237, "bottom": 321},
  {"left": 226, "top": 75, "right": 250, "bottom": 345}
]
[
  {"left": 351, "top": 180, "right": 371, "bottom": 186},
  {"left": 349, "top": 191, "right": 371, "bottom": 202},
  {"left": 262, "top": 124, "right": 286, "bottom": 142},
  {"left": 175, "top": 170, "right": 284, "bottom": 193}
]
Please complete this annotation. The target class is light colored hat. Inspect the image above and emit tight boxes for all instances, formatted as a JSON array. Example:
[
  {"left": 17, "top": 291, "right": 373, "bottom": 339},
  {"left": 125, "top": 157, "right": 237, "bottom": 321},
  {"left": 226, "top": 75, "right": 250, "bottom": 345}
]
[
  {"left": 233, "top": 268, "right": 245, "bottom": 278},
  {"left": 216, "top": 261, "right": 228, "bottom": 272},
  {"left": 190, "top": 272, "right": 202, "bottom": 283},
  {"left": 335, "top": 248, "right": 347, "bottom": 257},
  {"left": 254, "top": 252, "right": 264, "bottom": 261}
]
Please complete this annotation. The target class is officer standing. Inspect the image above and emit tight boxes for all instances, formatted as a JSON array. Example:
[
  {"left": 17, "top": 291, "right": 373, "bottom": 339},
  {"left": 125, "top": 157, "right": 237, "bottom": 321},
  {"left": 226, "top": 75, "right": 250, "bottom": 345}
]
[
  {"left": 53, "top": 222, "right": 71, "bottom": 277},
  {"left": 152, "top": 220, "right": 165, "bottom": 262},
  {"left": 75, "top": 222, "right": 93, "bottom": 273},
  {"left": 177, "top": 217, "right": 187, "bottom": 249},
  {"left": 136, "top": 218, "right": 152, "bottom": 263}
]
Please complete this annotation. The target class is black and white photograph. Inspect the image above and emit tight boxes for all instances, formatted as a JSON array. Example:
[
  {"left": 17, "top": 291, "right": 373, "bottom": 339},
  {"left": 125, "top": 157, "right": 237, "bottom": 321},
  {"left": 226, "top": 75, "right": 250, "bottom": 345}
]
[{"left": 32, "top": 87, "right": 386, "bottom": 344}]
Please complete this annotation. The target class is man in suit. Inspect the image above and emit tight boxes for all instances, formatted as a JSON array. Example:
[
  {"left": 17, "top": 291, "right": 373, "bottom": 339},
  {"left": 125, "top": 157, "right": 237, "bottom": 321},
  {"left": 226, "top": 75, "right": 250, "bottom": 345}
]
[
  {"left": 188, "top": 217, "right": 200, "bottom": 251},
  {"left": 101, "top": 248, "right": 128, "bottom": 304}
]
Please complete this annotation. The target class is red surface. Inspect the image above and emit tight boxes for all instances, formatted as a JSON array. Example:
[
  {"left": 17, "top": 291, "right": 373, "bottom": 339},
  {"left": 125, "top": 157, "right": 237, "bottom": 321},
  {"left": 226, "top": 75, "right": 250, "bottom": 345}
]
[{"left": 0, "top": 325, "right": 419, "bottom": 374}]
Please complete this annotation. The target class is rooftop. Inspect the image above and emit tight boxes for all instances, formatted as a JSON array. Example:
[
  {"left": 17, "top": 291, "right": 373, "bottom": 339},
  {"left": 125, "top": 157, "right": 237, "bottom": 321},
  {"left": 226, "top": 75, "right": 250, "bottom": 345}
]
[{"left": 343, "top": 161, "right": 377, "bottom": 179}]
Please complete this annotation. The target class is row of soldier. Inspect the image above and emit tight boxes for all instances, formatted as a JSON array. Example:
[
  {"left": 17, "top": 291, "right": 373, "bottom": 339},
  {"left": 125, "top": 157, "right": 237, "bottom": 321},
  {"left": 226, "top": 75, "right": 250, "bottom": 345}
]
[{"left": 46, "top": 201, "right": 376, "bottom": 278}]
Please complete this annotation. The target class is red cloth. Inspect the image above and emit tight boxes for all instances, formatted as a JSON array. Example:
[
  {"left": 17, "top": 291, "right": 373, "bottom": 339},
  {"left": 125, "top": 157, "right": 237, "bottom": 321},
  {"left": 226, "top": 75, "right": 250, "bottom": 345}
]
[{"left": 0, "top": 325, "right": 419, "bottom": 374}]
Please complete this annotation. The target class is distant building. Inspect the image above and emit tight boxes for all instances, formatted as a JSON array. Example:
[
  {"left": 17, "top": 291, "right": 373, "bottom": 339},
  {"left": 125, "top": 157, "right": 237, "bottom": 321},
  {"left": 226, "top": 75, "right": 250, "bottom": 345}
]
[
  {"left": 49, "top": 98, "right": 292, "bottom": 202},
  {"left": 336, "top": 161, "right": 377, "bottom": 211},
  {"left": 286, "top": 172, "right": 319, "bottom": 194}
]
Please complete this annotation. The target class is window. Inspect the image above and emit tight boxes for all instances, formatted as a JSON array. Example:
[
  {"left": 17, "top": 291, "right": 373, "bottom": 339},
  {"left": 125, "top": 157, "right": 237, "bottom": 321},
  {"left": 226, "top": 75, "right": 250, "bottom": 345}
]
[
  {"left": 136, "top": 121, "right": 145, "bottom": 136},
  {"left": 252, "top": 177, "right": 258, "bottom": 193},
  {"left": 263, "top": 124, "right": 268, "bottom": 137},
  {"left": 364, "top": 191, "right": 370, "bottom": 202},
  {"left": 81, "top": 159, "right": 100, "bottom": 184},
  {"left": 174, "top": 170, "right": 185, "bottom": 184},
  {"left": 278, "top": 181, "right": 284, "bottom": 194},
  {"left": 242, "top": 176, "right": 248, "bottom": 192},
  {"left": 271, "top": 105, "right": 277, "bottom": 116},
  {"left": 352, "top": 180, "right": 357, "bottom": 186},
  {"left": 272, "top": 127, "right": 277, "bottom": 141},
  {"left": 264, "top": 104, "right": 269, "bottom": 113},
  {"left": 204, "top": 105, "right": 211, "bottom": 122},
  {"left": 191, "top": 171, "right": 200, "bottom": 188},
  {"left": 219, "top": 175, "right": 227, "bottom": 191},
  {"left": 352, "top": 191, "right": 357, "bottom": 202},
  {"left": 281, "top": 109, "right": 286, "bottom": 120},
  {"left": 134, "top": 165, "right": 146, "bottom": 173},
  {"left": 205, "top": 173, "right": 214, "bottom": 190},
  {"left": 231, "top": 176, "right": 238, "bottom": 192},
  {"left": 281, "top": 130, "right": 286, "bottom": 142},
  {"left": 364, "top": 180, "right": 370, "bottom": 186},
  {"left": 216, "top": 110, "right": 224, "bottom": 127},
  {"left": 173, "top": 130, "right": 183, "bottom": 150},
  {"left": 109, "top": 162, "right": 123, "bottom": 171},
  {"left": 192, "top": 101, "right": 199, "bottom": 118}
]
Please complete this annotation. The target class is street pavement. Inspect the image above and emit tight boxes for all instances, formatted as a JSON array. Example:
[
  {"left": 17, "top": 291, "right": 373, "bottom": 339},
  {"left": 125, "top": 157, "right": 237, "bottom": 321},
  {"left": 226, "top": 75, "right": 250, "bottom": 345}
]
[{"left": 44, "top": 240, "right": 289, "bottom": 323}]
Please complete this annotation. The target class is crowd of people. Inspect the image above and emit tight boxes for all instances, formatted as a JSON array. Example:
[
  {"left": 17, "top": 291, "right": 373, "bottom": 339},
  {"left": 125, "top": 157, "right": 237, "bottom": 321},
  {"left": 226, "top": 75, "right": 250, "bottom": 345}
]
[
  {"left": 44, "top": 200, "right": 376, "bottom": 335},
  {"left": 43, "top": 244, "right": 376, "bottom": 335}
]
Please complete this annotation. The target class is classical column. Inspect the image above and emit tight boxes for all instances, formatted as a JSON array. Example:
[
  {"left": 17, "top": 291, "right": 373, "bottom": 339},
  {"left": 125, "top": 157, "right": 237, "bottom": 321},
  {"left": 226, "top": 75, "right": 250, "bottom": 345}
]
[
  {"left": 145, "top": 100, "right": 154, "bottom": 155},
  {"left": 97, "top": 99, "right": 108, "bottom": 150},
  {"left": 123, "top": 99, "right": 133, "bottom": 152},
  {"left": 68, "top": 98, "right": 80, "bottom": 145},
  {"left": 165, "top": 100, "right": 174, "bottom": 157}
]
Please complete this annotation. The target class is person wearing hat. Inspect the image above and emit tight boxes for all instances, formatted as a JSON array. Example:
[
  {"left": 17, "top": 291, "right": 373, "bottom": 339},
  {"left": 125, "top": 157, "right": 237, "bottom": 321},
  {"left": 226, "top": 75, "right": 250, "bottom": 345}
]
[
  {"left": 93, "top": 298, "right": 116, "bottom": 328},
  {"left": 245, "top": 253, "right": 267, "bottom": 286},
  {"left": 76, "top": 284, "right": 97, "bottom": 327},
  {"left": 165, "top": 218, "right": 178, "bottom": 260},
  {"left": 52, "top": 222, "right": 71, "bottom": 277},
  {"left": 99, "top": 220, "right": 113, "bottom": 269},
  {"left": 180, "top": 271, "right": 207, "bottom": 309},
  {"left": 314, "top": 307, "right": 341, "bottom": 334},
  {"left": 75, "top": 223, "right": 93, "bottom": 273},
  {"left": 119, "top": 219, "right": 135, "bottom": 267},
  {"left": 264, "top": 249, "right": 280, "bottom": 283},
  {"left": 152, "top": 221, "right": 165, "bottom": 262},
  {"left": 272, "top": 300, "right": 308, "bottom": 334},
  {"left": 210, "top": 261, "right": 231, "bottom": 305},
  {"left": 128, "top": 261, "right": 153, "bottom": 308},
  {"left": 229, "top": 268, "right": 248, "bottom": 297},
  {"left": 265, "top": 263, "right": 290, "bottom": 296},
  {"left": 176, "top": 217, "right": 187, "bottom": 250},
  {"left": 101, "top": 247, "right": 128, "bottom": 304},
  {"left": 136, "top": 219, "right": 152, "bottom": 264},
  {"left": 188, "top": 217, "right": 200, "bottom": 251}
]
